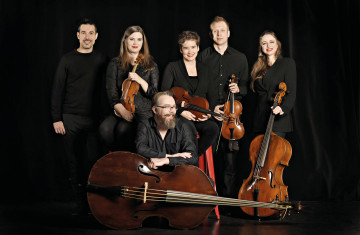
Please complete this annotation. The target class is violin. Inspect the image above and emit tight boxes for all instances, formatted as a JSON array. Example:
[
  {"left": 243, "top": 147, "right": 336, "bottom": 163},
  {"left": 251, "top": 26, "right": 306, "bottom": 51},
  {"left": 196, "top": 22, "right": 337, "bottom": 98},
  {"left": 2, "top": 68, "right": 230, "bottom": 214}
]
[
  {"left": 170, "top": 87, "right": 223, "bottom": 120},
  {"left": 119, "top": 53, "right": 143, "bottom": 115},
  {"left": 221, "top": 74, "right": 245, "bottom": 140},
  {"left": 238, "top": 82, "right": 293, "bottom": 218},
  {"left": 87, "top": 151, "right": 301, "bottom": 229}
]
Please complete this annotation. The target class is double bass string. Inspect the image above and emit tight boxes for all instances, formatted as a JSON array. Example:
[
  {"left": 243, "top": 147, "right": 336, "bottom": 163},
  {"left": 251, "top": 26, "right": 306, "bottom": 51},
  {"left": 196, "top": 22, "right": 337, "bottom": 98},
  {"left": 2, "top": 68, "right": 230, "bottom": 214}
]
[{"left": 122, "top": 186, "right": 289, "bottom": 210}]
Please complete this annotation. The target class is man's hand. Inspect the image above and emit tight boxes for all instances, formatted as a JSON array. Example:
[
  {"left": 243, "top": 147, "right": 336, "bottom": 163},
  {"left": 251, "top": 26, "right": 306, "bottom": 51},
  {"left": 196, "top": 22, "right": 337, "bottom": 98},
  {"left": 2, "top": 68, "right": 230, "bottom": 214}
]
[
  {"left": 166, "top": 152, "right": 192, "bottom": 158},
  {"left": 148, "top": 158, "right": 170, "bottom": 169},
  {"left": 53, "top": 121, "right": 66, "bottom": 135},
  {"left": 229, "top": 82, "right": 240, "bottom": 93},
  {"left": 214, "top": 104, "right": 225, "bottom": 121}
]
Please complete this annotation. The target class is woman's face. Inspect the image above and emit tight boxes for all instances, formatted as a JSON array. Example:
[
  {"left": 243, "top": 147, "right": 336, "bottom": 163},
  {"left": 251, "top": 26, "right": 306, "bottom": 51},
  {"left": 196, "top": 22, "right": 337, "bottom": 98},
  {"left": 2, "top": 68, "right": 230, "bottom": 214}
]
[
  {"left": 126, "top": 32, "right": 143, "bottom": 54},
  {"left": 260, "top": 34, "right": 278, "bottom": 57},
  {"left": 180, "top": 40, "right": 199, "bottom": 62}
]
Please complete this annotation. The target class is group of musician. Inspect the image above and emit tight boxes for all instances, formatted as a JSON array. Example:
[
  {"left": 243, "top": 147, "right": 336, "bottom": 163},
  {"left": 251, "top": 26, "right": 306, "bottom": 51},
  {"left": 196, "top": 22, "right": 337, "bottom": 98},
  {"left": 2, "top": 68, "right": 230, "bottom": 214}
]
[{"left": 51, "top": 16, "right": 296, "bottom": 215}]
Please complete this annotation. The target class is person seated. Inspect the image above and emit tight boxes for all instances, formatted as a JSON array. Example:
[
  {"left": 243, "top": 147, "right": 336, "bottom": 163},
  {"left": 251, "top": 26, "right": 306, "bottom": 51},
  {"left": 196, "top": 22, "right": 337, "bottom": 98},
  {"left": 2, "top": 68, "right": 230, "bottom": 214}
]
[{"left": 135, "top": 91, "right": 198, "bottom": 169}]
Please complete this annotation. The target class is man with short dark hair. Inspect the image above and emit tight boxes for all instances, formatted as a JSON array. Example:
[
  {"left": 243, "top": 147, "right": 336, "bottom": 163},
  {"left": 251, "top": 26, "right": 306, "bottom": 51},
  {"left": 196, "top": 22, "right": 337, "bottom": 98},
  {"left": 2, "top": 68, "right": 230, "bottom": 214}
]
[
  {"left": 135, "top": 91, "right": 198, "bottom": 169},
  {"left": 51, "top": 18, "right": 107, "bottom": 215}
]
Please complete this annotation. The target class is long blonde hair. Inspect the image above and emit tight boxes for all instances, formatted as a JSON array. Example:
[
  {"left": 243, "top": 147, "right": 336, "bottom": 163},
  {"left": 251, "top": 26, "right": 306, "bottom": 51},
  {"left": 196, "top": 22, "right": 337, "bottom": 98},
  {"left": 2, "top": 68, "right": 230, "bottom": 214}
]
[
  {"left": 250, "top": 30, "right": 282, "bottom": 91},
  {"left": 117, "top": 26, "right": 155, "bottom": 71}
]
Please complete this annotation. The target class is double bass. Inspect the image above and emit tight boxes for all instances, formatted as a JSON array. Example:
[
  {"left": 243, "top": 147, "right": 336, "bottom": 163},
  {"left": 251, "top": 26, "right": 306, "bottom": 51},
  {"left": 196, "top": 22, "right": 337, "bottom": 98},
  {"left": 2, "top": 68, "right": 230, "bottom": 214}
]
[
  {"left": 118, "top": 53, "right": 143, "bottom": 115},
  {"left": 87, "top": 151, "right": 301, "bottom": 229},
  {"left": 238, "top": 82, "right": 292, "bottom": 218}
]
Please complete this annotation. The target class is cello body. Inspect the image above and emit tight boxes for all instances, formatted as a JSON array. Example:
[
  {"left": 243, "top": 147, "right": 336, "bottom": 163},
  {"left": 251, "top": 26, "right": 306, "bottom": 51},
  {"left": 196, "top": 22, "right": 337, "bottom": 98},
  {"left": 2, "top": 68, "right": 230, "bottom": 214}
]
[
  {"left": 238, "top": 82, "right": 292, "bottom": 218},
  {"left": 87, "top": 151, "right": 216, "bottom": 230},
  {"left": 238, "top": 133, "right": 292, "bottom": 217}
]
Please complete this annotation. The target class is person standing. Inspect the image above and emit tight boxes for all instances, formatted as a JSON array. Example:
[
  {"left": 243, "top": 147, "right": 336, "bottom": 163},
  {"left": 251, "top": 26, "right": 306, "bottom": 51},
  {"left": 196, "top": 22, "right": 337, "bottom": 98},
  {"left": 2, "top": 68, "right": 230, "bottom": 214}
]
[
  {"left": 197, "top": 16, "right": 249, "bottom": 202},
  {"left": 51, "top": 18, "right": 108, "bottom": 215},
  {"left": 250, "top": 30, "right": 296, "bottom": 137}
]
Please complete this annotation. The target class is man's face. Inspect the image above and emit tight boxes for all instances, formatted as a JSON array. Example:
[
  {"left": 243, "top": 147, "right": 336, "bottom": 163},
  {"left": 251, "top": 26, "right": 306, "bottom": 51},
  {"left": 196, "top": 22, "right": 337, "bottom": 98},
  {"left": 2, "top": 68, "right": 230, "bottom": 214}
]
[
  {"left": 210, "top": 21, "right": 230, "bottom": 46},
  {"left": 153, "top": 95, "right": 177, "bottom": 129},
  {"left": 77, "top": 24, "right": 98, "bottom": 52}
]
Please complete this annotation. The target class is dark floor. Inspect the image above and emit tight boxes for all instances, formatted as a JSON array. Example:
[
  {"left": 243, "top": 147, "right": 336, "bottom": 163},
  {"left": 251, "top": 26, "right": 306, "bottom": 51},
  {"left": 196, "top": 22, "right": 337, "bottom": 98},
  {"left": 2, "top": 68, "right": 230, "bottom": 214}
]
[{"left": 1, "top": 201, "right": 359, "bottom": 235}]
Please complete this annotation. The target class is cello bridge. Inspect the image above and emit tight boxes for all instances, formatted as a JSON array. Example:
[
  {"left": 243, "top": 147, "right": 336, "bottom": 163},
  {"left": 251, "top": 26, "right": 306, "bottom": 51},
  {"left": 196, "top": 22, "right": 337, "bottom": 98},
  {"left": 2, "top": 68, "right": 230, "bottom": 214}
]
[{"left": 253, "top": 176, "right": 266, "bottom": 181}]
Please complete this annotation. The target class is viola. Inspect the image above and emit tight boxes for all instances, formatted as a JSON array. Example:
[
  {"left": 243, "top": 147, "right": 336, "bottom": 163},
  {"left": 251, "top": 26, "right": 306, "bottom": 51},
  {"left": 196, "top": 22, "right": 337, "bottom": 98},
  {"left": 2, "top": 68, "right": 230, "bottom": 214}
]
[
  {"left": 170, "top": 87, "right": 223, "bottom": 120},
  {"left": 221, "top": 74, "right": 244, "bottom": 140},
  {"left": 87, "top": 151, "right": 301, "bottom": 229},
  {"left": 238, "top": 82, "right": 293, "bottom": 218},
  {"left": 119, "top": 53, "right": 143, "bottom": 115}
]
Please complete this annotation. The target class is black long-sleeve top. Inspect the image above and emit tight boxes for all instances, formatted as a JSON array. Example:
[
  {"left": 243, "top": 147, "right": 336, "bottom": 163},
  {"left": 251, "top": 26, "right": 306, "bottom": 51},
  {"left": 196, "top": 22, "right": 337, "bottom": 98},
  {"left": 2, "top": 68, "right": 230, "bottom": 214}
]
[
  {"left": 197, "top": 46, "right": 249, "bottom": 110},
  {"left": 106, "top": 58, "right": 159, "bottom": 119},
  {"left": 51, "top": 50, "right": 108, "bottom": 122},
  {"left": 253, "top": 56, "right": 297, "bottom": 133},
  {"left": 135, "top": 117, "right": 198, "bottom": 166},
  {"left": 161, "top": 59, "right": 210, "bottom": 115}
]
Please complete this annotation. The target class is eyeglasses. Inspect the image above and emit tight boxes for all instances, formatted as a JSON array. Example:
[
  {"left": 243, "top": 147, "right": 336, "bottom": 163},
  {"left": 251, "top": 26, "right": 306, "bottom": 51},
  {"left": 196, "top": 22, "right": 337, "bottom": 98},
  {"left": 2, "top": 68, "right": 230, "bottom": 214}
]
[{"left": 156, "top": 105, "right": 177, "bottom": 111}]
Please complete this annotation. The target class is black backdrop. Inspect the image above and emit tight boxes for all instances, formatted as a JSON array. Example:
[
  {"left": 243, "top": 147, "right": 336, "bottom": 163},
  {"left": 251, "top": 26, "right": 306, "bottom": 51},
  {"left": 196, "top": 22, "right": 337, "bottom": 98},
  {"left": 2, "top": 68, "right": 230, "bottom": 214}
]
[{"left": 0, "top": 0, "right": 359, "bottom": 203}]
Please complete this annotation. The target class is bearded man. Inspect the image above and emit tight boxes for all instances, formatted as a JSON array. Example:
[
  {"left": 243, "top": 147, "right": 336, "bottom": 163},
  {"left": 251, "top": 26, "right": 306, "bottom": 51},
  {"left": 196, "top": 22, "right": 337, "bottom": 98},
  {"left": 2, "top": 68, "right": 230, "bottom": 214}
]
[{"left": 135, "top": 91, "right": 198, "bottom": 169}]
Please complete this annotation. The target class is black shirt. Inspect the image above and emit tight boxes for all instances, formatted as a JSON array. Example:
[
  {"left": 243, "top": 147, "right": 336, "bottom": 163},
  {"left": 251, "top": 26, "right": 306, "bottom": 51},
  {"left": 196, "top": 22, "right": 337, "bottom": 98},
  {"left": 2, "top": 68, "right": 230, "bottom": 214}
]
[
  {"left": 106, "top": 58, "right": 159, "bottom": 119},
  {"left": 51, "top": 49, "right": 108, "bottom": 122},
  {"left": 197, "top": 46, "right": 249, "bottom": 110},
  {"left": 135, "top": 117, "right": 198, "bottom": 166}
]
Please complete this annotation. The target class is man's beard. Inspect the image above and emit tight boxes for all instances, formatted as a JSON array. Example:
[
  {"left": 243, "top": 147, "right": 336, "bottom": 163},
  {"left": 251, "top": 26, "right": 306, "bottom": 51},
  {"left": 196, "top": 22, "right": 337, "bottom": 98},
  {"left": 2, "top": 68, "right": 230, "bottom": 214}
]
[{"left": 155, "top": 113, "right": 176, "bottom": 129}]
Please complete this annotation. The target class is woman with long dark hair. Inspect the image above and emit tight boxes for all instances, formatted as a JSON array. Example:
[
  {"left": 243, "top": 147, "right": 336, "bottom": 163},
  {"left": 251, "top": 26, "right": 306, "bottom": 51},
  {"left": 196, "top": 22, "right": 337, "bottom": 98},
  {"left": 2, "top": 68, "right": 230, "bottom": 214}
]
[{"left": 99, "top": 26, "right": 159, "bottom": 151}]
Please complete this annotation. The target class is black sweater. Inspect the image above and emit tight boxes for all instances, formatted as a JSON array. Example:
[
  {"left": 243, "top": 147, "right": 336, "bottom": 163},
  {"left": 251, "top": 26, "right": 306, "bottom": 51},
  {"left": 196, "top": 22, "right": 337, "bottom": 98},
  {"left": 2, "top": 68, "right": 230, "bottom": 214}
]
[{"left": 51, "top": 50, "right": 108, "bottom": 122}]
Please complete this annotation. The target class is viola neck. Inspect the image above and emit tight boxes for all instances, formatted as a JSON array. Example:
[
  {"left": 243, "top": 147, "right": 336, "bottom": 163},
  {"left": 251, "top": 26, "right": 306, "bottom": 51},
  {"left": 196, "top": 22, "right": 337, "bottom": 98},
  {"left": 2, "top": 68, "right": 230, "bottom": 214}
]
[
  {"left": 183, "top": 103, "right": 222, "bottom": 118},
  {"left": 132, "top": 63, "right": 139, "bottom": 73},
  {"left": 230, "top": 92, "right": 235, "bottom": 114}
]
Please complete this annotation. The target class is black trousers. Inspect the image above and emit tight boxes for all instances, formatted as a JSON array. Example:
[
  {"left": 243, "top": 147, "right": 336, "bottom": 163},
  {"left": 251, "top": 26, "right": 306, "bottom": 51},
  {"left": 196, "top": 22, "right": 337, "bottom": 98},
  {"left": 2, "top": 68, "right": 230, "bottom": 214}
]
[
  {"left": 98, "top": 114, "right": 138, "bottom": 151},
  {"left": 194, "top": 119, "right": 219, "bottom": 156},
  {"left": 62, "top": 114, "right": 101, "bottom": 210}
]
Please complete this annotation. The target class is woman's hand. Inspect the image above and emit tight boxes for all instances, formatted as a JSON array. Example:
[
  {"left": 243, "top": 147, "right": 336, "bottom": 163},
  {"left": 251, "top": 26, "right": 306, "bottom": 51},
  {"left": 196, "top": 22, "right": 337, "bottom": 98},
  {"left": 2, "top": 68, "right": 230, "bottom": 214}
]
[
  {"left": 114, "top": 103, "right": 134, "bottom": 122},
  {"left": 128, "top": 72, "right": 149, "bottom": 92},
  {"left": 181, "top": 110, "right": 196, "bottom": 121},
  {"left": 271, "top": 106, "right": 284, "bottom": 115}
]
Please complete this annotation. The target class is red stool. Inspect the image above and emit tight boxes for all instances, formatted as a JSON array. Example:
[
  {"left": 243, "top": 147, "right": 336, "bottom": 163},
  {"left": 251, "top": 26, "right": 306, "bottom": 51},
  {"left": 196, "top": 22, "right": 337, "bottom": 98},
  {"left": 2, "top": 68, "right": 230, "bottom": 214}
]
[{"left": 199, "top": 145, "right": 220, "bottom": 219}]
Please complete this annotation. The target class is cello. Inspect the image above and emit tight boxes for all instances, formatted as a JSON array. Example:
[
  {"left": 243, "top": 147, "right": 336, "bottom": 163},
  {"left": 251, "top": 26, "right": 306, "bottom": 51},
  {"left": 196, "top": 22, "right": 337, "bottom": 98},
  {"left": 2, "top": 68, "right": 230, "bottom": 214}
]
[
  {"left": 87, "top": 151, "right": 301, "bottom": 229},
  {"left": 118, "top": 53, "right": 143, "bottom": 115},
  {"left": 238, "top": 82, "right": 292, "bottom": 218}
]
